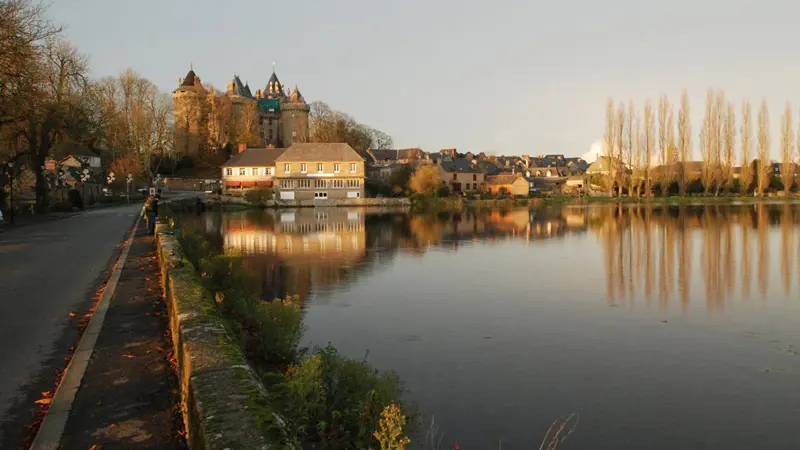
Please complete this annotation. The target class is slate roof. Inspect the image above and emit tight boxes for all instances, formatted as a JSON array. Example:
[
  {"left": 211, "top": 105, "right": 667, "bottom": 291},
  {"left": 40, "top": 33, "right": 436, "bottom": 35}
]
[
  {"left": 229, "top": 75, "right": 253, "bottom": 98},
  {"left": 276, "top": 143, "right": 363, "bottom": 162},
  {"left": 222, "top": 148, "right": 287, "bottom": 167},
  {"left": 485, "top": 174, "right": 525, "bottom": 185},
  {"left": 441, "top": 158, "right": 485, "bottom": 173},
  {"left": 370, "top": 148, "right": 421, "bottom": 161},
  {"left": 181, "top": 69, "right": 197, "bottom": 87}
]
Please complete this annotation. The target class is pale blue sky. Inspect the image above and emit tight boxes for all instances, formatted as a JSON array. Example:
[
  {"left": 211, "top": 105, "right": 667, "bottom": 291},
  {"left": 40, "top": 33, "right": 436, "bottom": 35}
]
[{"left": 50, "top": 0, "right": 800, "bottom": 160}]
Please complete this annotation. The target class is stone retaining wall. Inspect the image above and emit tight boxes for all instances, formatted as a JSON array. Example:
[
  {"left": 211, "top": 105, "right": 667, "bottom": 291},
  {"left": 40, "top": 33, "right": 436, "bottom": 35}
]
[{"left": 156, "top": 220, "right": 289, "bottom": 449}]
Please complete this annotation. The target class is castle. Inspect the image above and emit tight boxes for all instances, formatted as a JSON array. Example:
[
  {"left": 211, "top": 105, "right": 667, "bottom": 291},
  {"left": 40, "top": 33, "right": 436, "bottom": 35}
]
[{"left": 172, "top": 66, "right": 310, "bottom": 157}]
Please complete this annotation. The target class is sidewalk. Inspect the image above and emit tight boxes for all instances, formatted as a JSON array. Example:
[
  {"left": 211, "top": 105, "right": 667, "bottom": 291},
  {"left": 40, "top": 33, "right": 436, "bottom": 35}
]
[{"left": 57, "top": 222, "right": 186, "bottom": 449}]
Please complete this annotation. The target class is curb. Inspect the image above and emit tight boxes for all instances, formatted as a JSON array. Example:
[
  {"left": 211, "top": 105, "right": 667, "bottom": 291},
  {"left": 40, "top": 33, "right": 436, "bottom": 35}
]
[{"left": 29, "top": 216, "right": 141, "bottom": 450}]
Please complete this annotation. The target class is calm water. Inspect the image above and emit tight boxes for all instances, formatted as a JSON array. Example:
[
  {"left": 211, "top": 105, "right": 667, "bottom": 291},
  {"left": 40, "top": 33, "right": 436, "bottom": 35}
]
[{"left": 180, "top": 203, "right": 800, "bottom": 449}]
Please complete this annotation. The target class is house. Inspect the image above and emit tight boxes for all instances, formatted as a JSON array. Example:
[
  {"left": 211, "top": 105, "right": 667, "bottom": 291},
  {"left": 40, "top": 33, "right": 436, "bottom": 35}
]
[
  {"left": 54, "top": 142, "right": 102, "bottom": 169},
  {"left": 221, "top": 147, "right": 286, "bottom": 190},
  {"left": 274, "top": 143, "right": 365, "bottom": 201},
  {"left": 369, "top": 148, "right": 423, "bottom": 165},
  {"left": 484, "top": 173, "right": 529, "bottom": 196},
  {"left": 586, "top": 156, "right": 628, "bottom": 176},
  {"left": 439, "top": 159, "right": 486, "bottom": 193}
]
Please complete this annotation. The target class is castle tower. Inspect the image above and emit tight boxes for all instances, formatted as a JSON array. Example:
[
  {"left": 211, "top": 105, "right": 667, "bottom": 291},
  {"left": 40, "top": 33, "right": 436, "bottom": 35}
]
[
  {"left": 257, "top": 71, "right": 284, "bottom": 147},
  {"left": 280, "top": 85, "right": 310, "bottom": 146},
  {"left": 226, "top": 75, "right": 260, "bottom": 148},
  {"left": 172, "top": 66, "right": 207, "bottom": 157}
]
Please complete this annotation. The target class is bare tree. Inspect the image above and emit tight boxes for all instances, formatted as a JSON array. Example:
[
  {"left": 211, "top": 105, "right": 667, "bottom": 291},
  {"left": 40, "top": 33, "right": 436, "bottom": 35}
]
[
  {"left": 740, "top": 101, "right": 753, "bottom": 194},
  {"left": 624, "top": 100, "right": 634, "bottom": 196},
  {"left": 604, "top": 98, "right": 616, "bottom": 196},
  {"left": 615, "top": 102, "right": 626, "bottom": 196},
  {"left": 657, "top": 95, "right": 669, "bottom": 195},
  {"left": 666, "top": 107, "right": 676, "bottom": 195},
  {"left": 677, "top": 89, "right": 692, "bottom": 195},
  {"left": 780, "top": 102, "right": 795, "bottom": 195},
  {"left": 700, "top": 89, "right": 717, "bottom": 195},
  {"left": 722, "top": 102, "right": 736, "bottom": 194},
  {"left": 756, "top": 99, "right": 770, "bottom": 196},
  {"left": 643, "top": 100, "right": 654, "bottom": 197},
  {"left": 629, "top": 104, "right": 641, "bottom": 197},
  {"left": 711, "top": 91, "right": 725, "bottom": 195}
]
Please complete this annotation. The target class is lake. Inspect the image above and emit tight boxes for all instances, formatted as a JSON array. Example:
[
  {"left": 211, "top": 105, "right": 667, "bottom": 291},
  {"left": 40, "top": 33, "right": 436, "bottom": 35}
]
[{"left": 179, "top": 203, "right": 800, "bottom": 449}]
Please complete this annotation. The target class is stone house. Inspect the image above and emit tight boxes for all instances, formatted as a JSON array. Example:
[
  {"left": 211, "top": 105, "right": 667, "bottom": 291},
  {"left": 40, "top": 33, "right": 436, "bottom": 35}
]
[
  {"left": 274, "top": 143, "right": 365, "bottom": 201},
  {"left": 438, "top": 159, "right": 486, "bottom": 193},
  {"left": 221, "top": 147, "right": 286, "bottom": 190},
  {"left": 484, "top": 174, "right": 529, "bottom": 196}
]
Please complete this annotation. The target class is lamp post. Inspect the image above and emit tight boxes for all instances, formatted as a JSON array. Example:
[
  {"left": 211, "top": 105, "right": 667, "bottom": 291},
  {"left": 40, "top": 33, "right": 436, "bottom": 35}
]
[
  {"left": 7, "top": 161, "right": 14, "bottom": 224},
  {"left": 126, "top": 174, "right": 133, "bottom": 204},
  {"left": 80, "top": 168, "right": 90, "bottom": 203}
]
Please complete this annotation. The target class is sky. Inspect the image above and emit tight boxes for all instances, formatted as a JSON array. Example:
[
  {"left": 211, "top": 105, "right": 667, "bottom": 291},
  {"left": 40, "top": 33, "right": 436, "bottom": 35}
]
[{"left": 48, "top": 0, "right": 800, "bottom": 162}]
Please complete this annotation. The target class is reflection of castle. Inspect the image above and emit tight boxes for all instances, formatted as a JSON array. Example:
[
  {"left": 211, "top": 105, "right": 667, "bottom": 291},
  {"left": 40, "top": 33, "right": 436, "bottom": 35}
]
[{"left": 593, "top": 203, "right": 799, "bottom": 312}]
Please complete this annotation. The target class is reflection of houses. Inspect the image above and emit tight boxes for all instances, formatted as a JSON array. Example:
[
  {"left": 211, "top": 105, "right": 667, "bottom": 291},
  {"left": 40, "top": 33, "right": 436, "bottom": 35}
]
[{"left": 220, "top": 208, "right": 367, "bottom": 303}]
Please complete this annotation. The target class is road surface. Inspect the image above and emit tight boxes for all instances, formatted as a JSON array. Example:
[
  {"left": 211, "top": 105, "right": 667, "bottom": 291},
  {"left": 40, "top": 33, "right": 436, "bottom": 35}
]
[{"left": 0, "top": 203, "right": 142, "bottom": 447}]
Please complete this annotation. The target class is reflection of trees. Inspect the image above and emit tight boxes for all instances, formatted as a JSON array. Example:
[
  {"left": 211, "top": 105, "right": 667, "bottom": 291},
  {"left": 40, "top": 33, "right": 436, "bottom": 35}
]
[{"left": 596, "top": 203, "right": 798, "bottom": 311}]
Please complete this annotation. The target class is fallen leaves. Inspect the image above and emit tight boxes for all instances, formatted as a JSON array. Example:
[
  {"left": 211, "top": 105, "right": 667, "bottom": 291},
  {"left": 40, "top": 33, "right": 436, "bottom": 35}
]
[{"left": 121, "top": 353, "right": 135, "bottom": 359}]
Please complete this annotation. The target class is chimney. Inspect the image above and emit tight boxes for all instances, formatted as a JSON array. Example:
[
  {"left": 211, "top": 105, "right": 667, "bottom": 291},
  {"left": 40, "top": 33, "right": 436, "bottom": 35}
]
[{"left": 238, "top": 143, "right": 247, "bottom": 153}]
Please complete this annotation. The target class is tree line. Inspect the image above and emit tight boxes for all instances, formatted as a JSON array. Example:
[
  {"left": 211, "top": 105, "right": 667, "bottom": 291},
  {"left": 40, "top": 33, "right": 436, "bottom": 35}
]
[
  {"left": 1, "top": 0, "right": 172, "bottom": 214},
  {"left": 602, "top": 89, "right": 798, "bottom": 197}
]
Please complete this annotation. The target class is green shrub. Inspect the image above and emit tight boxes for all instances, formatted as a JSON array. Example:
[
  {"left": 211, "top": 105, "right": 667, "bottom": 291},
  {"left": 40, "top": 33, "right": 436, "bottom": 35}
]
[
  {"left": 281, "top": 344, "right": 411, "bottom": 449},
  {"left": 244, "top": 187, "right": 273, "bottom": 205}
]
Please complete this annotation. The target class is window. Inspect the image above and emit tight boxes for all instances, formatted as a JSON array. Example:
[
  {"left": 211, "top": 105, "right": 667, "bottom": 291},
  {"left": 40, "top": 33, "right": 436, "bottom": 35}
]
[
  {"left": 314, "top": 179, "right": 327, "bottom": 188},
  {"left": 265, "top": 167, "right": 271, "bottom": 176},
  {"left": 333, "top": 163, "right": 340, "bottom": 173},
  {"left": 349, "top": 163, "right": 357, "bottom": 173},
  {"left": 317, "top": 163, "right": 323, "bottom": 173},
  {"left": 284, "top": 163, "right": 290, "bottom": 173},
  {"left": 281, "top": 179, "right": 295, "bottom": 188},
  {"left": 300, "top": 163, "right": 307, "bottom": 173},
  {"left": 314, "top": 192, "right": 328, "bottom": 199},
  {"left": 252, "top": 168, "right": 259, "bottom": 176},
  {"left": 239, "top": 168, "right": 246, "bottom": 176},
  {"left": 453, "top": 173, "right": 457, "bottom": 180},
  {"left": 225, "top": 168, "right": 233, "bottom": 176},
  {"left": 473, "top": 174, "right": 477, "bottom": 181},
  {"left": 292, "top": 131, "right": 297, "bottom": 137},
  {"left": 299, "top": 179, "right": 311, "bottom": 188}
]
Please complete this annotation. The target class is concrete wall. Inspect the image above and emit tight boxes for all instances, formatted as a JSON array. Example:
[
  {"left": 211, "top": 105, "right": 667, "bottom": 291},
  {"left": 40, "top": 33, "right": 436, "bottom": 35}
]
[{"left": 155, "top": 218, "right": 292, "bottom": 449}]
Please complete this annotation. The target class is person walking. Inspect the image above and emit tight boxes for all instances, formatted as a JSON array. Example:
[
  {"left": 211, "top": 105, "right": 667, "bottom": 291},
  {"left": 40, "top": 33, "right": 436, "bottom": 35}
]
[{"left": 141, "top": 195, "right": 158, "bottom": 235}]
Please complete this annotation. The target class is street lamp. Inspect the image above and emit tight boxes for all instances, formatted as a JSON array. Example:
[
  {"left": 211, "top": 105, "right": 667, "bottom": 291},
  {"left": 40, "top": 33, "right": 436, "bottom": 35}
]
[
  {"left": 126, "top": 173, "right": 133, "bottom": 204},
  {"left": 80, "top": 168, "right": 90, "bottom": 203}
]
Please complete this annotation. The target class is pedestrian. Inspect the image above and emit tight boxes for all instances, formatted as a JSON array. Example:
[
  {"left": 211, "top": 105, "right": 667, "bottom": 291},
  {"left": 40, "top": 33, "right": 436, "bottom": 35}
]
[{"left": 141, "top": 195, "right": 157, "bottom": 235}]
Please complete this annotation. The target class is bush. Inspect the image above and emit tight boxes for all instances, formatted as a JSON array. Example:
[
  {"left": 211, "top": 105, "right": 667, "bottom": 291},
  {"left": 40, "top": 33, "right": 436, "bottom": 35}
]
[
  {"left": 244, "top": 187, "right": 273, "bottom": 205},
  {"left": 281, "top": 345, "right": 410, "bottom": 448},
  {"left": 67, "top": 189, "right": 83, "bottom": 209}
]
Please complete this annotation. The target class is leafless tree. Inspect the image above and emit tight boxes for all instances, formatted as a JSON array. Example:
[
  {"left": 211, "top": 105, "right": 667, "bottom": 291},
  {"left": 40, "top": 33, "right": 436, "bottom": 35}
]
[
  {"left": 722, "top": 102, "right": 736, "bottom": 194},
  {"left": 780, "top": 102, "right": 795, "bottom": 195},
  {"left": 615, "top": 102, "right": 626, "bottom": 196},
  {"left": 657, "top": 95, "right": 669, "bottom": 195},
  {"left": 756, "top": 99, "right": 771, "bottom": 196},
  {"left": 625, "top": 100, "right": 635, "bottom": 196},
  {"left": 643, "top": 99, "right": 654, "bottom": 197},
  {"left": 677, "top": 89, "right": 692, "bottom": 195},
  {"left": 604, "top": 98, "right": 616, "bottom": 195},
  {"left": 740, "top": 101, "right": 753, "bottom": 194}
]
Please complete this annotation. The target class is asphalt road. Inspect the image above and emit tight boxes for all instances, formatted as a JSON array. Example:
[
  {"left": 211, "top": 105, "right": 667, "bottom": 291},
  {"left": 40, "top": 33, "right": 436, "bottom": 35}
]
[{"left": 0, "top": 202, "right": 142, "bottom": 447}]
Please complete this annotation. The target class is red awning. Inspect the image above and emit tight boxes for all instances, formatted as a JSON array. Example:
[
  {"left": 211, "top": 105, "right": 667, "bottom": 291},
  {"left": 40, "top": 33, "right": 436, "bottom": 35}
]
[
  {"left": 224, "top": 181, "right": 241, "bottom": 187},
  {"left": 256, "top": 181, "right": 273, "bottom": 187},
  {"left": 240, "top": 181, "right": 257, "bottom": 187}
]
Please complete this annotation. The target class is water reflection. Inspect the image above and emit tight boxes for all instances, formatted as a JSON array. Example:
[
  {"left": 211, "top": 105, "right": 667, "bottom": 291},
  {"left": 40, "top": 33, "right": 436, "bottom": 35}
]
[
  {"left": 180, "top": 203, "right": 800, "bottom": 311},
  {"left": 594, "top": 203, "right": 799, "bottom": 311}
]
